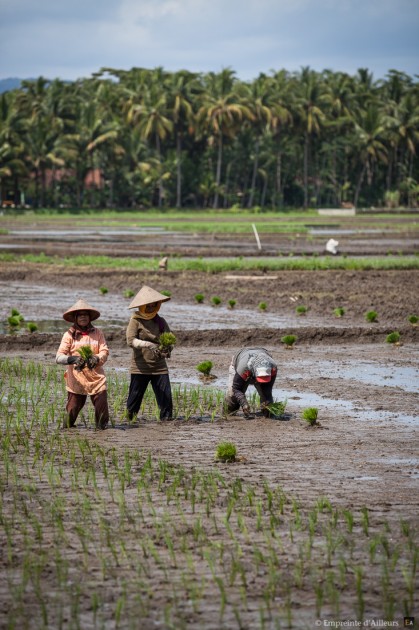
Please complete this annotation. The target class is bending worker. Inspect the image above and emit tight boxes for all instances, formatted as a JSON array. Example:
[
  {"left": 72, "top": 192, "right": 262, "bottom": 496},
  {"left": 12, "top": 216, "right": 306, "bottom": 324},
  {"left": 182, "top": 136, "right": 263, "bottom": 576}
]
[{"left": 225, "top": 347, "right": 277, "bottom": 417}]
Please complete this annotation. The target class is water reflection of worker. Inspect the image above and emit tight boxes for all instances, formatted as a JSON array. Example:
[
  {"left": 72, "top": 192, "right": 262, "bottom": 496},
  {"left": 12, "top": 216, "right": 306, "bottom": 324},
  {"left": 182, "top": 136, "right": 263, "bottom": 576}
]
[
  {"left": 126, "top": 286, "right": 173, "bottom": 421},
  {"left": 56, "top": 299, "right": 109, "bottom": 429},
  {"left": 225, "top": 347, "right": 277, "bottom": 417}
]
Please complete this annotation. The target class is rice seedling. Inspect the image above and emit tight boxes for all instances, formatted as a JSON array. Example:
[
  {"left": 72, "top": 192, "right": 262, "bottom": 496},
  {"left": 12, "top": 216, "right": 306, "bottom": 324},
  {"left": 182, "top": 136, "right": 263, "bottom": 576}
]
[
  {"left": 258, "top": 302, "right": 267, "bottom": 311},
  {"left": 194, "top": 293, "right": 204, "bottom": 303},
  {"left": 215, "top": 442, "right": 237, "bottom": 463},
  {"left": 160, "top": 290, "right": 171, "bottom": 297},
  {"left": 365, "top": 310, "right": 378, "bottom": 322},
  {"left": 228, "top": 299, "right": 236, "bottom": 309},
  {"left": 265, "top": 400, "right": 287, "bottom": 418},
  {"left": 75, "top": 345, "right": 94, "bottom": 370},
  {"left": 296, "top": 305, "right": 308, "bottom": 315},
  {"left": 386, "top": 331, "right": 401, "bottom": 344},
  {"left": 281, "top": 334, "right": 297, "bottom": 348},
  {"left": 26, "top": 322, "right": 38, "bottom": 333},
  {"left": 99, "top": 286, "right": 108, "bottom": 295},
  {"left": 123, "top": 289, "right": 135, "bottom": 298},
  {"left": 8, "top": 315, "right": 21, "bottom": 328},
  {"left": 211, "top": 296, "right": 221, "bottom": 306},
  {"left": 196, "top": 361, "right": 213, "bottom": 377},
  {"left": 333, "top": 307, "right": 345, "bottom": 317},
  {"left": 158, "top": 332, "right": 177, "bottom": 352},
  {"left": 302, "top": 407, "right": 319, "bottom": 426},
  {"left": 408, "top": 314, "right": 418, "bottom": 325}
]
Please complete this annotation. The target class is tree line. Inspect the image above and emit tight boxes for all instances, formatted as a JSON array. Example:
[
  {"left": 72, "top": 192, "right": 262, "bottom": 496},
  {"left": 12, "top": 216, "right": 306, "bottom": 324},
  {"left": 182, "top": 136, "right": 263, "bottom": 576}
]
[{"left": 0, "top": 66, "right": 418, "bottom": 210}]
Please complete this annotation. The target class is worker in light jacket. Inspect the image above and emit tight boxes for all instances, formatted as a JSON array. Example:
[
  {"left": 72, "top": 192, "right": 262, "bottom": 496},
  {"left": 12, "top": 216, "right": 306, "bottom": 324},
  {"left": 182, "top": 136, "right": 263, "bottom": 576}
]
[
  {"left": 225, "top": 347, "right": 277, "bottom": 417},
  {"left": 56, "top": 298, "right": 109, "bottom": 430}
]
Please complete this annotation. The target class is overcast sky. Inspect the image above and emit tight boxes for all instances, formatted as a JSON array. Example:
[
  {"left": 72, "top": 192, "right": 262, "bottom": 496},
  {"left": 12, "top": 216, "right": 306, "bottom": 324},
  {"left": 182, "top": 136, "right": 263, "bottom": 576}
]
[{"left": 1, "top": 0, "right": 418, "bottom": 82}]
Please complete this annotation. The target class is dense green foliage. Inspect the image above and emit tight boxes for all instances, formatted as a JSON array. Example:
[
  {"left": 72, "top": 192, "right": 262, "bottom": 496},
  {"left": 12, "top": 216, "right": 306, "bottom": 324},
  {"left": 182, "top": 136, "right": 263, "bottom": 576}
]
[{"left": 1, "top": 67, "right": 418, "bottom": 210}]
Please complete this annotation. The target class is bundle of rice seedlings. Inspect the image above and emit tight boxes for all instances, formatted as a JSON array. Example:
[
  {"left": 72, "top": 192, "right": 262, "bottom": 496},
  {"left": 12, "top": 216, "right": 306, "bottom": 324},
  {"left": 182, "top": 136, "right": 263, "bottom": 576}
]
[
  {"left": 302, "top": 407, "right": 319, "bottom": 426},
  {"left": 158, "top": 332, "right": 177, "bottom": 352},
  {"left": 215, "top": 442, "right": 237, "bottom": 463},
  {"left": 265, "top": 400, "right": 287, "bottom": 418},
  {"left": 75, "top": 345, "right": 94, "bottom": 371},
  {"left": 197, "top": 360, "right": 213, "bottom": 376}
]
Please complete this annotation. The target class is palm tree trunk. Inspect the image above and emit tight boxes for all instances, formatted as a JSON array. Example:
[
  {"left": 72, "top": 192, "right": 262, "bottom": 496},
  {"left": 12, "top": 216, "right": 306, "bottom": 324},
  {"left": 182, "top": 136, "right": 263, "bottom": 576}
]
[
  {"left": 247, "top": 138, "right": 260, "bottom": 208},
  {"left": 176, "top": 133, "right": 182, "bottom": 208},
  {"left": 276, "top": 151, "right": 282, "bottom": 208},
  {"left": 303, "top": 134, "right": 309, "bottom": 209},
  {"left": 156, "top": 135, "right": 164, "bottom": 208},
  {"left": 354, "top": 162, "right": 367, "bottom": 208},
  {"left": 213, "top": 135, "right": 223, "bottom": 209}
]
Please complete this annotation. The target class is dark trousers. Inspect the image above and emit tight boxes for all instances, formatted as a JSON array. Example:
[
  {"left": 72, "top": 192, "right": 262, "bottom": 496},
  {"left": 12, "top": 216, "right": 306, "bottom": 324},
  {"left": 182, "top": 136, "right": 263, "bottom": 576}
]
[
  {"left": 65, "top": 390, "right": 109, "bottom": 429},
  {"left": 127, "top": 373, "right": 173, "bottom": 420}
]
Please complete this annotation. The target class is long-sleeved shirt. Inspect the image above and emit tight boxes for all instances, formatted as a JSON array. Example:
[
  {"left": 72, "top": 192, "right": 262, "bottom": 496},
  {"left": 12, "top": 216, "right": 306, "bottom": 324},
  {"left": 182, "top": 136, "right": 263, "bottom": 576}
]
[
  {"left": 230, "top": 347, "right": 277, "bottom": 408},
  {"left": 126, "top": 314, "right": 170, "bottom": 375},
  {"left": 56, "top": 327, "right": 109, "bottom": 395}
]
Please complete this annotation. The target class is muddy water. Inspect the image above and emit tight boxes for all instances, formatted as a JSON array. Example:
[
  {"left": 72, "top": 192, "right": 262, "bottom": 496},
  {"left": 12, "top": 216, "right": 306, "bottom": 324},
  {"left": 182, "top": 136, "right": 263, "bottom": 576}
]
[{"left": 0, "top": 280, "right": 363, "bottom": 333}]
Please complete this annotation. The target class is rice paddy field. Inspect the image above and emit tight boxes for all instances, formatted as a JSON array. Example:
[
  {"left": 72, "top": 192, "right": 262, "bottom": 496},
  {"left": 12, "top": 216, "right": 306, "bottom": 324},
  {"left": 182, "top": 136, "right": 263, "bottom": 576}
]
[{"left": 0, "top": 209, "right": 418, "bottom": 629}]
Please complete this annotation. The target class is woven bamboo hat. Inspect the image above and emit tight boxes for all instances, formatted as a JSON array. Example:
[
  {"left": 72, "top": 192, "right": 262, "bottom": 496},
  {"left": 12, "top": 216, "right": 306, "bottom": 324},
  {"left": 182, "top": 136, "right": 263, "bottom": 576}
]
[
  {"left": 128, "top": 285, "right": 171, "bottom": 310},
  {"left": 62, "top": 299, "right": 101, "bottom": 323}
]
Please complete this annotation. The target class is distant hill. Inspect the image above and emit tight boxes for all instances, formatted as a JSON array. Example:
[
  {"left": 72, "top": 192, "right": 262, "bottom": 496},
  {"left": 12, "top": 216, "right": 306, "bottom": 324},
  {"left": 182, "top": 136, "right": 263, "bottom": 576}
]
[{"left": 0, "top": 77, "right": 37, "bottom": 93}]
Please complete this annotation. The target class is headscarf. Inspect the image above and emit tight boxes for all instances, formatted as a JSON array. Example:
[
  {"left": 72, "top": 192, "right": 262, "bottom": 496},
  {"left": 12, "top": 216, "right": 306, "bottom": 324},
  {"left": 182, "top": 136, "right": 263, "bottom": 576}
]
[{"left": 137, "top": 302, "right": 161, "bottom": 320}]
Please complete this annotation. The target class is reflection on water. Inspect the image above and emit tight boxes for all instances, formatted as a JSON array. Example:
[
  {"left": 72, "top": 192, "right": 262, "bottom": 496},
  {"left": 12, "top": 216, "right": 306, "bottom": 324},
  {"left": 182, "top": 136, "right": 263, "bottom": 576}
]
[{"left": 0, "top": 280, "right": 350, "bottom": 331}]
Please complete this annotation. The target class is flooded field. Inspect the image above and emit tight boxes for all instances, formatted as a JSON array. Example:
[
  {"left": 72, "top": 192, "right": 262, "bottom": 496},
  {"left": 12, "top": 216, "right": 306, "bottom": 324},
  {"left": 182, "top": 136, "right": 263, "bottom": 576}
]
[{"left": 0, "top": 214, "right": 418, "bottom": 629}]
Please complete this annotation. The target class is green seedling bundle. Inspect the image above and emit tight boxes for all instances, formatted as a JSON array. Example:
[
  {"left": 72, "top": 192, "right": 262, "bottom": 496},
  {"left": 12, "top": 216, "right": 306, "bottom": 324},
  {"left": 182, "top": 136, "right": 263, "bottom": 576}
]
[{"left": 0, "top": 357, "right": 417, "bottom": 629}]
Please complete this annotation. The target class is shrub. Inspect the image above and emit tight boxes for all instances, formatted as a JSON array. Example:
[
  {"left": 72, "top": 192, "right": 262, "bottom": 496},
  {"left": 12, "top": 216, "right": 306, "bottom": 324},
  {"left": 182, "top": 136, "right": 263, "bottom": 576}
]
[
  {"left": 296, "top": 305, "right": 308, "bottom": 315},
  {"left": 333, "top": 307, "right": 345, "bottom": 317},
  {"left": 408, "top": 314, "right": 418, "bottom": 324},
  {"left": 302, "top": 407, "right": 319, "bottom": 426},
  {"left": 124, "top": 289, "right": 135, "bottom": 298},
  {"left": 365, "top": 310, "right": 378, "bottom": 323},
  {"left": 215, "top": 442, "right": 237, "bottom": 463},
  {"left": 258, "top": 301, "right": 267, "bottom": 311},
  {"left": 194, "top": 293, "right": 204, "bottom": 303},
  {"left": 99, "top": 286, "right": 108, "bottom": 295},
  {"left": 281, "top": 334, "right": 297, "bottom": 347},
  {"left": 197, "top": 361, "right": 213, "bottom": 376},
  {"left": 228, "top": 299, "right": 237, "bottom": 309},
  {"left": 27, "top": 322, "right": 38, "bottom": 333},
  {"left": 211, "top": 296, "right": 221, "bottom": 306},
  {"left": 386, "top": 331, "right": 401, "bottom": 344}
]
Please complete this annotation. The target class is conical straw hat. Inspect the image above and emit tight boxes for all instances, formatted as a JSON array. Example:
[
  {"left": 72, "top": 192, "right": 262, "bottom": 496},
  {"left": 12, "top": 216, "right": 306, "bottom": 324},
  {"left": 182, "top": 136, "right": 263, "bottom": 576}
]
[
  {"left": 62, "top": 299, "right": 101, "bottom": 322},
  {"left": 128, "top": 285, "right": 171, "bottom": 309}
]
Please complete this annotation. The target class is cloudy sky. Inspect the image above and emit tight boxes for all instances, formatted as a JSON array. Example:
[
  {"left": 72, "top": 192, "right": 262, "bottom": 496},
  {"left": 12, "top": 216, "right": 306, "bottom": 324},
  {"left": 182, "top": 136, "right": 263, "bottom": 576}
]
[{"left": 1, "top": 0, "right": 418, "bottom": 82}]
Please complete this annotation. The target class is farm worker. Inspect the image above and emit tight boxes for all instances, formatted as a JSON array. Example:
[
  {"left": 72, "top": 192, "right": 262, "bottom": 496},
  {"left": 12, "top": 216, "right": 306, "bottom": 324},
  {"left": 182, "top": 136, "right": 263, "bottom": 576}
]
[
  {"left": 56, "top": 299, "right": 109, "bottom": 430},
  {"left": 126, "top": 285, "right": 173, "bottom": 421},
  {"left": 224, "top": 347, "right": 277, "bottom": 417}
]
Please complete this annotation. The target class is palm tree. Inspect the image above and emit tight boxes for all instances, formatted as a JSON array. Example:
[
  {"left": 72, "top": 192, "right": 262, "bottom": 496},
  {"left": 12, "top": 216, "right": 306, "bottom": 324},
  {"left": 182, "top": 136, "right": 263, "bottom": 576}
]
[
  {"left": 128, "top": 74, "right": 173, "bottom": 207},
  {"left": 352, "top": 103, "right": 388, "bottom": 207},
  {"left": 294, "top": 67, "right": 327, "bottom": 208},
  {"left": 165, "top": 70, "right": 201, "bottom": 207},
  {"left": 198, "top": 69, "right": 253, "bottom": 208}
]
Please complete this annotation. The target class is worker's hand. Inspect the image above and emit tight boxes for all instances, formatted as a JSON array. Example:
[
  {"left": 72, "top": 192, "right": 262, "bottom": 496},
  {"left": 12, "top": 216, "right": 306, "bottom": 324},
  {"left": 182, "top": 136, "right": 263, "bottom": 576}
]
[
  {"left": 160, "top": 345, "right": 173, "bottom": 359},
  {"left": 87, "top": 355, "right": 100, "bottom": 369},
  {"left": 67, "top": 355, "right": 84, "bottom": 366},
  {"left": 149, "top": 343, "right": 162, "bottom": 359},
  {"left": 242, "top": 404, "right": 251, "bottom": 417}
]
